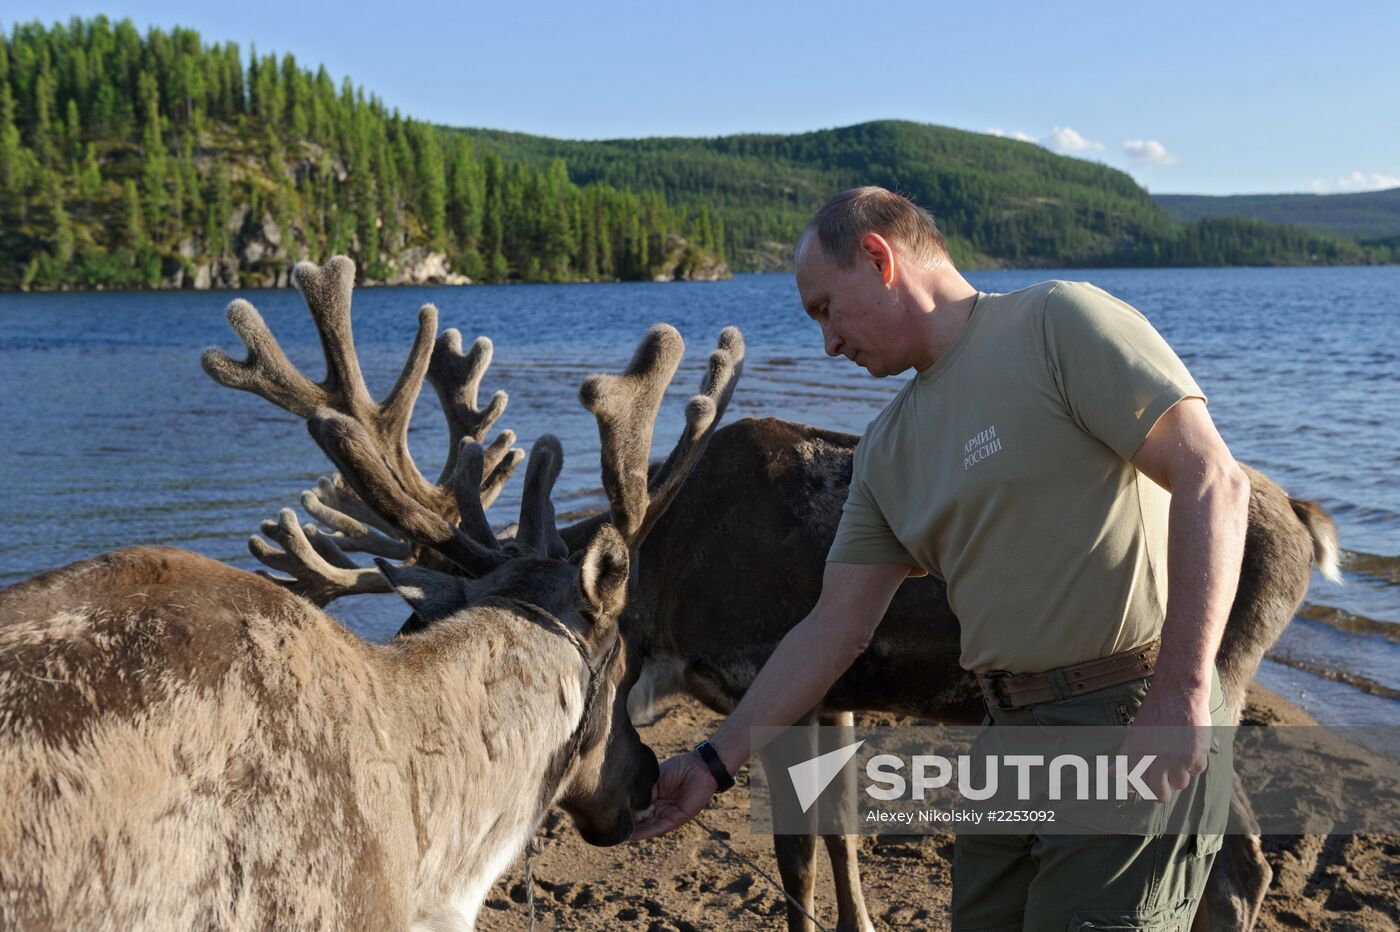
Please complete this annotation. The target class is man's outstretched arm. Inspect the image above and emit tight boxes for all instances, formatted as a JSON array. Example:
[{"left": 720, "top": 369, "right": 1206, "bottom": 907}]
[{"left": 629, "top": 559, "right": 912, "bottom": 840}]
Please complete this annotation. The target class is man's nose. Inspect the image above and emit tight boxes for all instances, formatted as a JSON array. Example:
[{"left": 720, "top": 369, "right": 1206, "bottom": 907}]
[{"left": 822, "top": 327, "right": 843, "bottom": 358}]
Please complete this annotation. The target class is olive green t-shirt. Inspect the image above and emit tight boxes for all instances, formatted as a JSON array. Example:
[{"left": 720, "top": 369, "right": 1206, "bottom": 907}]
[{"left": 826, "top": 280, "right": 1204, "bottom": 674}]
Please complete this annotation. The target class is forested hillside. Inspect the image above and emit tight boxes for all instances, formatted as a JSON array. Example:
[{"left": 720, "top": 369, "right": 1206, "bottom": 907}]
[
  {"left": 460, "top": 123, "right": 1397, "bottom": 270},
  {"left": 1, "top": 17, "right": 1393, "bottom": 291},
  {"left": 0, "top": 17, "right": 727, "bottom": 290},
  {"left": 1156, "top": 189, "right": 1400, "bottom": 241}
]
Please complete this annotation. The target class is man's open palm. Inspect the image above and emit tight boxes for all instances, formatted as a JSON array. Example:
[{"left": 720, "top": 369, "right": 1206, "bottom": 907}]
[{"left": 630, "top": 753, "right": 718, "bottom": 840}]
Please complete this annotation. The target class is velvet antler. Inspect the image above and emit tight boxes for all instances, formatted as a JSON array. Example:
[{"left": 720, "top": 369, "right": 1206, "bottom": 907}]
[{"left": 580, "top": 324, "right": 745, "bottom": 552}]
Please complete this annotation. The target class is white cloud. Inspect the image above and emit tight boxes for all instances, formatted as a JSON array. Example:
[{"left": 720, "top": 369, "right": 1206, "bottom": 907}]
[
  {"left": 1046, "top": 126, "right": 1105, "bottom": 153},
  {"left": 1309, "top": 170, "right": 1400, "bottom": 193},
  {"left": 987, "top": 126, "right": 1102, "bottom": 151},
  {"left": 988, "top": 128, "right": 1038, "bottom": 143},
  {"left": 1123, "top": 139, "right": 1181, "bottom": 169}
]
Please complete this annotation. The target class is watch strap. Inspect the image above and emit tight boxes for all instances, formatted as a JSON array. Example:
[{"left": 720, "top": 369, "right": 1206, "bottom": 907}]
[{"left": 693, "top": 739, "right": 736, "bottom": 792}]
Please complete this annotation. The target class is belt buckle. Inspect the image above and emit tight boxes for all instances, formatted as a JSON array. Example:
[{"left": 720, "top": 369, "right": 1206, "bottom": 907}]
[{"left": 983, "top": 669, "right": 1016, "bottom": 711}]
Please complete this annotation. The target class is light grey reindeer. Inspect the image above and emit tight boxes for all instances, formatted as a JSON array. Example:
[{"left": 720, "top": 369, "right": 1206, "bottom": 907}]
[
  {"left": 246, "top": 277, "right": 1335, "bottom": 931},
  {"left": 0, "top": 256, "right": 744, "bottom": 931}
]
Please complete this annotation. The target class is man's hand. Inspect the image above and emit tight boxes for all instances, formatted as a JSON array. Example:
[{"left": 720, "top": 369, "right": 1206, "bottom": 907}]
[
  {"left": 631, "top": 561, "right": 911, "bottom": 842},
  {"left": 629, "top": 752, "right": 720, "bottom": 840},
  {"left": 1116, "top": 681, "right": 1212, "bottom": 803}
]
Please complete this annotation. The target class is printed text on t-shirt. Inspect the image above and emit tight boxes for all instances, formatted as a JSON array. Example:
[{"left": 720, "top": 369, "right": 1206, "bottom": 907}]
[{"left": 963, "top": 425, "right": 1004, "bottom": 470}]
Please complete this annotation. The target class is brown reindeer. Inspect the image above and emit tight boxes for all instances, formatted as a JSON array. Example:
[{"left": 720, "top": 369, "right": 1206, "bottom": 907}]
[
  {"left": 241, "top": 280, "right": 1334, "bottom": 931},
  {"left": 0, "top": 257, "right": 745, "bottom": 931}
]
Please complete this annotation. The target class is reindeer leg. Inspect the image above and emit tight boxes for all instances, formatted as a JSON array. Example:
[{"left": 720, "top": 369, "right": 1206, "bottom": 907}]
[
  {"left": 1194, "top": 774, "right": 1269, "bottom": 932},
  {"left": 820, "top": 711, "right": 875, "bottom": 932},
  {"left": 775, "top": 833, "right": 821, "bottom": 932},
  {"left": 772, "top": 712, "right": 821, "bottom": 932}
]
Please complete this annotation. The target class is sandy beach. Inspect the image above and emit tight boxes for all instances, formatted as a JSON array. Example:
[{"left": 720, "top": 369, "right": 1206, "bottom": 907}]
[{"left": 478, "top": 685, "right": 1399, "bottom": 931}]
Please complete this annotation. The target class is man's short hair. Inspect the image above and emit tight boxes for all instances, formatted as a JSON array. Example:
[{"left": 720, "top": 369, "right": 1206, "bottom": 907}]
[{"left": 801, "top": 187, "right": 949, "bottom": 269}]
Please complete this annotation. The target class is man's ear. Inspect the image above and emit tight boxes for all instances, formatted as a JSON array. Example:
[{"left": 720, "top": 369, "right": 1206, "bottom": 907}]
[
  {"left": 374, "top": 559, "right": 470, "bottom": 624},
  {"left": 576, "top": 523, "right": 630, "bottom": 622},
  {"left": 860, "top": 232, "right": 897, "bottom": 285}
]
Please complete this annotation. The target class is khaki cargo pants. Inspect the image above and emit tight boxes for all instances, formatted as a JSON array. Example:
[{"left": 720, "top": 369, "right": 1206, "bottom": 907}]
[{"left": 951, "top": 671, "right": 1231, "bottom": 932}]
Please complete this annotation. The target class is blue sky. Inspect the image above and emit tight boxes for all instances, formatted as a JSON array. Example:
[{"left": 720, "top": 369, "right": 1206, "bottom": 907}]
[{"left": 6, "top": 0, "right": 1397, "bottom": 195}]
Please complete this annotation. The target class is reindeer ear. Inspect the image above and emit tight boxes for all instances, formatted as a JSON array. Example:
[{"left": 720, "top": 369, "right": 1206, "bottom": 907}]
[
  {"left": 576, "top": 524, "right": 629, "bottom": 621},
  {"left": 374, "top": 559, "right": 469, "bottom": 624}
]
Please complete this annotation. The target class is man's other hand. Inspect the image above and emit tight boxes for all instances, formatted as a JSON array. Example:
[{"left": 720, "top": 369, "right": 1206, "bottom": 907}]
[
  {"left": 1116, "top": 683, "right": 1212, "bottom": 803},
  {"left": 629, "top": 752, "right": 720, "bottom": 840}
]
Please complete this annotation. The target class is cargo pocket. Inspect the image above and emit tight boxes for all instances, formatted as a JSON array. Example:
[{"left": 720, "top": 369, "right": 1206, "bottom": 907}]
[
  {"left": 1188, "top": 675, "right": 1231, "bottom": 859},
  {"left": 1067, "top": 897, "right": 1193, "bottom": 930},
  {"left": 1186, "top": 750, "right": 1226, "bottom": 860},
  {"left": 1188, "top": 824, "right": 1223, "bottom": 859},
  {"left": 1026, "top": 686, "right": 1144, "bottom": 835}
]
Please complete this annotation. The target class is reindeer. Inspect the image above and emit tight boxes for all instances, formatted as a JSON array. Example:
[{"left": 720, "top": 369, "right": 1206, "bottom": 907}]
[
  {"left": 594, "top": 416, "right": 1341, "bottom": 932},
  {"left": 0, "top": 257, "right": 745, "bottom": 931},
  {"left": 239, "top": 278, "right": 1335, "bottom": 931}
]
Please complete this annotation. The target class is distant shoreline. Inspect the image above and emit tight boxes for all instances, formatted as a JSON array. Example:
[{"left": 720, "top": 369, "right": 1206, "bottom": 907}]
[{"left": 6, "top": 261, "right": 1397, "bottom": 296}]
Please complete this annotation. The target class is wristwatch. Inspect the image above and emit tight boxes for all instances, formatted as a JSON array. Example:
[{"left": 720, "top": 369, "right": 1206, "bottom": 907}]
[{"left": 693, "top": 739, "right": 737, "bottom": 792}]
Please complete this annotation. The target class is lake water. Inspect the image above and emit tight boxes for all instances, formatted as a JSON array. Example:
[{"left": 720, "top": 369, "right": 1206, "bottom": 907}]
[{"left": 2, "top": 268, "right": 1397, "bottom": 726}]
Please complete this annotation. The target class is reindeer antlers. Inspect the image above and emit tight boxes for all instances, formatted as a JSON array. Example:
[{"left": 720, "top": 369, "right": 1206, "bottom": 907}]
[
  {"left": 202, "top": 258, "right": 522, "bottom": 526},
  {"left": 579, "top": 325, "right": 685, "bottom": 545},
  {"left": 206, "top": 256, "right": 745, "bottom": 604},
  {"left": 581, "top": 324, "right": 745, "bottom": 551},
  {"left": 429, "top": 330, "right": 514, "bottom": 491},
  {"left": 203, "top": 256, "right": 524, "bottom": 595},
  {"left": 249, "top": 508, "right": 392, "bottom": 606}
]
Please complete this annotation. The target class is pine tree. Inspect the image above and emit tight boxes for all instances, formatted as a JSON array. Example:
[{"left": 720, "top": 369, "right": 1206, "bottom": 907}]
[
  {"left": 49, "top": 180, "right": 76, "bottom": 268},
  {"left": 413, "top": 124, "right": 447, "bottom": 251},
  {"left": 65, "top": 98, "right": 82, "bottom": 159},
  {"left": 32, "top": 66, "right": 55, "bottom": 166},
  {"left": 0, "top": 83, "right": 22, "bottom": 196},
  {"left": 541, "top": 158, "right": 575, "bottom": 280},
  {"left": 447, "top": 137, "right": 482, "bottom": 259},
  {"left": 482, "top": 152, "right": 506, "bottom": 280},
  {"left": 352, "top": 156, "right": 379, "bottom": 269},
  {"left": 123, "top": 178, "right": 145, "bottom": 248},
  {"left": 78, "top": 143, "right": 102, "bottom": 197},
  {"left": 206, "top": 165, "right": 232, "bottom": 257},
  {"left": 138, "top": 71, "right": 167, "bottom": 235}
]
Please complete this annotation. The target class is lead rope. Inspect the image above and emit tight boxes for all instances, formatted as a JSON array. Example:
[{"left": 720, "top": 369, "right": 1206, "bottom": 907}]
[
  {"left": 524, "top": 836, "right": 538, "bottom": 931},
  {"left": 692, "top": 813, "right": 834, "bottom": 932},
  {"left": 518, "top": 613, "right": 616, "bottom": 932}
]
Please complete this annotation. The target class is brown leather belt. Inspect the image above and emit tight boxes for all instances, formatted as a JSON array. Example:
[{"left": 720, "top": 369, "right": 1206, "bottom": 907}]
[{"left": 977, "top": 639, "right": 1160, "bottom": 711}]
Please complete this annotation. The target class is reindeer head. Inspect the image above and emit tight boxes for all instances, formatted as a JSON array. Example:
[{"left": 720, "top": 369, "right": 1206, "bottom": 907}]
[
  {"left": 203, "top": 257, "right": 744, "bottom": 846},
  {"left": 373, "top": 510, "right": 648, "bottom": 846}
]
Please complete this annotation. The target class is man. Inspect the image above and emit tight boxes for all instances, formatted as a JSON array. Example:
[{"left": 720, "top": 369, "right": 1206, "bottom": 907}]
[{"left": 630, "top": 187, "right": 1249, "bottom": 929}]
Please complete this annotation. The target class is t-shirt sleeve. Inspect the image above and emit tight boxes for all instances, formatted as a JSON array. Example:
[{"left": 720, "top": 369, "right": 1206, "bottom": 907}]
[
  {"left": 826, "top": 438, "right": 924, "bottom": 572},
  {"left": 1041, "top": 281, "right": 1205, "bottom": 462}
]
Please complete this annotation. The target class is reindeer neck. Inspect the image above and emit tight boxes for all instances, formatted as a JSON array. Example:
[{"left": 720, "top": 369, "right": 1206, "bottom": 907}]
[{"left": 383, "top": 610, "right": 590, "bottom": 923}]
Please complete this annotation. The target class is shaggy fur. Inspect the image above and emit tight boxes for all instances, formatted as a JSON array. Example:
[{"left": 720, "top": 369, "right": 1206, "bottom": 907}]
[{"left": 0, "top": 545, "right": 655, "bottom": 930}]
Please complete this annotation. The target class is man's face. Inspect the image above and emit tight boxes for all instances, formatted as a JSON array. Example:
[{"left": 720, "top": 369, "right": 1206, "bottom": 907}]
[{"left": 795, "top": 235, "right": 906, "bottom": 377}]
